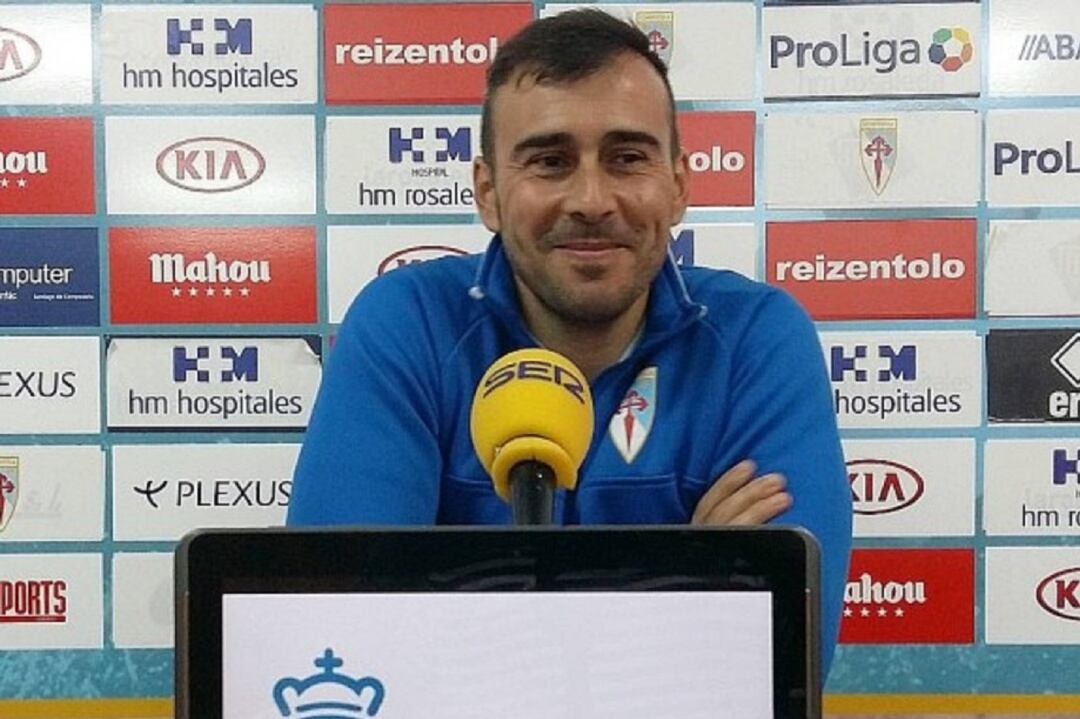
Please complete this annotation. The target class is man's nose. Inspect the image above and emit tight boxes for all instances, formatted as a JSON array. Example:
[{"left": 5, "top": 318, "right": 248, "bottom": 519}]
[{"left": 565, "top": 160, "right": 617, "bottom": 222}]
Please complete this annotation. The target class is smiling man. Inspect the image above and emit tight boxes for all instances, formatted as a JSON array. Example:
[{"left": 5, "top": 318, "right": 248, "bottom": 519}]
[{"left": 290, "top": 9, "right": 850, "bottom": 674}]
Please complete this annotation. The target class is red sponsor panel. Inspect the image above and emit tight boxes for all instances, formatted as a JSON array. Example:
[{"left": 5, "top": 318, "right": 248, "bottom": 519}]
[
  {"left": 109, "top": 227, "right": 316, "bottom": 325},
  {"left": 840, "top": 548, "right": 974, "bottom": 644},
  {"left": 325, "top": 3, "right": 533, "bottom": 105},
  {"left": 677, "top": 111, "right": 754, "bottom": 208},
  {"left": 0, "top": 117, "right": 94, "bottom": 215},
  {"left": 767, "top": 219, "right": 976, "bottom": 320}
]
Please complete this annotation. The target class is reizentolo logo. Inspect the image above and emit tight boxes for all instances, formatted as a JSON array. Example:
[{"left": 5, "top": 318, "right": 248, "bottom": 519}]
[
  {"left": 155, "top": 136, "right": 265, "bottom": 193},
  {"left": 334, "top": 35, "right": 499, "bottom": 66},
  {"left": 0, "top": 27, "right": 42, "bottom": 82},
  {"left": 775, "top": 253, "right": 966, "bottom": 282},
  {"left": 770, "top": 26, "right": 973, "bottom": 74}
]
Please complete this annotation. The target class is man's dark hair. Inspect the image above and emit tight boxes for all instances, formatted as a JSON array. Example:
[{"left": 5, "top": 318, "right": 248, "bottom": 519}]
[{"left": 480, "top": 9, "right": 679, "bottom": 163}]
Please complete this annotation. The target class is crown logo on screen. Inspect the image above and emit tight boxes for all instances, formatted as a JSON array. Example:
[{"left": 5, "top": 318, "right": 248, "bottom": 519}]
[{"left": 272, "top": 649, "right": 386, "bottom": 718}]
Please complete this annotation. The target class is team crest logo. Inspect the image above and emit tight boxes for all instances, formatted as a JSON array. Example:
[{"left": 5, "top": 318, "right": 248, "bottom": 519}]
[
  {"left": 859, "top": 118, "right": 898, "bottom": 196},
  {"left": 0, "top": 457, "right": 18, "bottom": 532},
  {"left": 273, "top": 649, "right": 386, "bottom": 718},
  {"left": 634, "top": 11, "right": 674, "bottom": 66},
  {"left": 609, "top": 367, "right": 657, "bottom": 463}
]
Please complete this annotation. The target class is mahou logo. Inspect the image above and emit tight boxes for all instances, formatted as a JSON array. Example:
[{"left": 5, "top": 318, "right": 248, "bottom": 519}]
[
  {"left": 0, "top": 579, "right": 66, "bottom": 623},
  {"left": 0, "top": 118, "right": 94, "bottom": 215},
  {"left": 155, "top": 137, "right": 266, "bottom": 193},
  {"left": 1036, "top": 567, "right": 1080, "bottom": 621},
  {"left": 377, "top": 245, "right": 467, "bottom": 275},
  {"left": 325, "top": 3, "right": 532, "bottom": 104},
  {"left": 109, "top": 227, "right": 316, "bottom": 324},
  {"left": 840, "top": 548, "right": 974, "bottom": 644},
  {"left": 847, "top": 458, "right": 924, "bottom": 515},
  {"left": 0, "top": 27, "right": 42, "bottom": 82}
]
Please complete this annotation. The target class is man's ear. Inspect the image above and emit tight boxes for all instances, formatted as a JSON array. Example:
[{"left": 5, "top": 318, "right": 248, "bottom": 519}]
[
  {"left": 473, "top": 156, "right": 501, "bottom": 232},
  {"left": 670, "top": 148, "right": 691, "bottom": 226}
]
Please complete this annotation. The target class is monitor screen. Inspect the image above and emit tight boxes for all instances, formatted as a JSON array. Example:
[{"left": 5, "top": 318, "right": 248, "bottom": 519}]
[{"left": 222, "top": 590, "right": 774, "bottom": 719}]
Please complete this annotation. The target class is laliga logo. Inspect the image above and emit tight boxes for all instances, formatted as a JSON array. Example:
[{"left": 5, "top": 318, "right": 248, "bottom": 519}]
[
  {"left": 273, "top": 649, "right": 385, "bottom": 718},
  {"left": 1036, "top": 567, "right": 1080, "bottom": 621},
  {"left": 155, "top": 136, "right": 265, "bottom": 193},
  {"left": 377, "top": 245, "right": 467, "bottom": 276},
  {"left": 0, "top": 27, "right": 42, "bottom": 82},
  {"left": 847, "top": 459, "right": 924, "bottom": 515}
]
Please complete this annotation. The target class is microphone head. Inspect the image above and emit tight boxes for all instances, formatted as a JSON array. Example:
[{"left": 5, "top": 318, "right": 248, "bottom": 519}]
[{"left": 470, "top": 348, "right": 594, "bottom": 501}]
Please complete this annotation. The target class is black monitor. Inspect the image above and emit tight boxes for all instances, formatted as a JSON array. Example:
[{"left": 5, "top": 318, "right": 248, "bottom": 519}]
[{"left": 176, "top": 526, "right": 820, "bottom": 719}]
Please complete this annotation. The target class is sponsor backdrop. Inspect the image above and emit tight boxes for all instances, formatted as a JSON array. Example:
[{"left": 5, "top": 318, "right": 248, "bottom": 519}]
[{"left": 1, "top": 0, "right": 1079, "bottom": 716}]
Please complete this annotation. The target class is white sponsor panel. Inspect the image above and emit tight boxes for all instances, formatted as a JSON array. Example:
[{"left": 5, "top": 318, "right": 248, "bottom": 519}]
[
  {"left": 764, "top": 111, "right": 979, "bottom": 209},
  {"left": 112, "top": 443, "right": 297, "bottom": 541},
  {"left": 0, "top": 6, "right": 92, "bottom": 104},
  {"left": 106, "top": 337, "right": 322, "bottom": 430},
  {"left": 671, "top": 222, "right": 756, "bottom": 278},
  {"left": 986, "top": 221, "right": 1080, "bottom": 316},
  {"left": 325, "top": 115, "right": 479, "bottom": 215},
  {"left": 985, "top": 440, "right": 1080, "bottom": 536},
  {"left": 822, "top": 330, "right": 982, "bottom": 429},
  {"left": 987, "top": 109, "right": 1080, "bottom": 208},
  {"left": 986, "top": 547, "right": 1080, "bottom": 644},
  {"left": 101, "top": 5, "right": 317, "bottom": 104},
  {"left": 112, "top": 553, "right": 173, "bottom": 649},
  {"left": 843, "top": 438, "right": 974, "bottom": 537},
  {"left": 0, "top": 336, "right": 100, "bottom": 434},
  {"left": 990, "top": 0, "right": 1080, "bottom": 96},
  {"left": 0, "top": 553, "right": 102, "bottom": 649},
  {"left": 763, "top": 2, "right": 980, "bottom": 101},
  {"left": 225, "top": 592, "right": 773, "bottom": 719},
  {"left": 541, "top": 3, "right": 754, "bottom": 101},
  {"left": 327, "top": 225, "right": 489, "bottom": 322},
  {"left": 105, "top": 116, "right": 315, "bottom": 215},
  {"left": 0, "top": 446, "right": 104, "bottom": 541}
]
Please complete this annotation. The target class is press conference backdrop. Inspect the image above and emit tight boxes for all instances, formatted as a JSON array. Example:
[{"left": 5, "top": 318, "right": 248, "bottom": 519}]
[{"left": 1, "top": 0, "right": 1079, "bottom": 716}]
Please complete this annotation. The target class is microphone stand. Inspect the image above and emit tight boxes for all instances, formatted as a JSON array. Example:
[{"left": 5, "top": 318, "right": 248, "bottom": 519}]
[{"left": 508, "top": 460, "right": 556, "bottom": 526}]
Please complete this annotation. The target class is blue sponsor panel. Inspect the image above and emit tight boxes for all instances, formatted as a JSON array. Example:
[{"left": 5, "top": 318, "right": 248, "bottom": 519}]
[{"left": 0, "top": 228, "right": 99, "bottom": 327}]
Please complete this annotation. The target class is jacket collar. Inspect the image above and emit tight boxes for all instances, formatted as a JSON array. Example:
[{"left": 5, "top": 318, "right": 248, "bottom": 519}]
[{"left": 469, "top": 235, "right": 707, "bottom": 358}]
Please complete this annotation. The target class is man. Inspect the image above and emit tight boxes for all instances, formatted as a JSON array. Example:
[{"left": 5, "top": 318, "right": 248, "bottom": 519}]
[{"left": 290, "top": 9, "right": 850, "bottom": 672}]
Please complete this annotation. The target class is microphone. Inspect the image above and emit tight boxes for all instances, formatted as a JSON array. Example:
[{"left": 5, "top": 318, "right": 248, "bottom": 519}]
[{"left": 470, "top": 348, "right": 594, "bottom": 525}]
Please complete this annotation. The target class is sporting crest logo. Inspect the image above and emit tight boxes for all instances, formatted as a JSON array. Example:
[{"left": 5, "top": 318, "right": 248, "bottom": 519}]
[
  {"left": 860, "top": 118, "right": 898, "bottom": 196},
  {"left": 634, "top": 11, "right": 674, "bottom": 66},
  {"left": 0, "top": 457, "right": 17, "bottom": 532},
  {"left": 609, "top": 366, "right": 657, "bottom": 463},
  {"left": 273, "top": 649, "right": 385, "bottom": 718}
]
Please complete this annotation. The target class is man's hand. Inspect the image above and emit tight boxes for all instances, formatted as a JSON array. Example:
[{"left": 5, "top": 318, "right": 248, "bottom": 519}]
[{"left": 691, "top": 460, "right": 792, "bottom": 526}]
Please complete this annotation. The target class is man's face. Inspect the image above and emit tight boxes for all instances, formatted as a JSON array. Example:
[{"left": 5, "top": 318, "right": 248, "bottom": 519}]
[{"left": 474, "top": 52, "right": 690, "bottom": 326}]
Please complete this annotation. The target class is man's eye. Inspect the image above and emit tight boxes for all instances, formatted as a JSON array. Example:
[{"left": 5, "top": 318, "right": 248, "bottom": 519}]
[
  {"left": 611, "top": 151, "right": 647, "bottom": 167},
  {"left": 529, "top": 154, "right": 569, "bottom": 172}
]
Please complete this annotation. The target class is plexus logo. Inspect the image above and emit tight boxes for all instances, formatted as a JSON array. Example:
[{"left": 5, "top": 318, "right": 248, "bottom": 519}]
[{"left": 771, "top": 26, "right": 974, "bottom": 74}]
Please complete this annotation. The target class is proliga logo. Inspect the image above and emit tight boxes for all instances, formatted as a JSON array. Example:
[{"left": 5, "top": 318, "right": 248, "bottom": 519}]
[
  {"left": 770, "top": 26, "right": 974, "bottom": 74},
  {"left": 325, "top": 3, "right": 531, "bottom": 105},
  {"left": 0, "top": 118, "right": 94, "bottom": 215},
  {"left": 0, "top": 27, "right": 42, "bottom": 82},
  {"left": 928, "top": 27, "right": 973, "bottom": 72},
  {"left": 109, "top": 227, "right": 316, "bottom": 325}
]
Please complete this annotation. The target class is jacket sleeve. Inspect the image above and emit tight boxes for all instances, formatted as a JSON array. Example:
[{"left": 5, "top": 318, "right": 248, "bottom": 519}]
[
  {"left": 716, "top": 288, "right": 852, "bottom": 679},
  {"left": 288, "top": 273, "right": 443, "bottom": 526}
]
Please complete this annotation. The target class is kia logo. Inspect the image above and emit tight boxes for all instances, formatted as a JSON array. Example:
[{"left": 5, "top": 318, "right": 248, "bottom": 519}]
[
  {"left": 377, "top": 245, "right": 468, "bottom": 275},
  {"left": 155, "top": 136, "right": 266, "bottom": 193},
  {"left": 1036, "top": 567, "right": 1080, "bottom": 621},
  {"left": 847, "top": 458, "right": 924, "bottom": 515},
  {"left": 0, "top": 28, "right": 42, "bottom": 82}
]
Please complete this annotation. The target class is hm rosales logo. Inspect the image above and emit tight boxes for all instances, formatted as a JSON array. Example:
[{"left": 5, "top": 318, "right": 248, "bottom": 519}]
[
  {"left": 848, "top": 459, "right": 925, "bottom": 515},
  {"left": 155, "top": 137, "right": 265, "bottom": 193},
  {"left": 1036, "top": 567, "right": 1080, "bottom": 621},
  {"left": 377, "top": 245, "right": 468, "bottom": 276},
  {"left": 771, "top": 25, "right": 974, "bottom": 75},
  {"left": 0, "top": 579, "right": 66, "bottom": 623},
  {"left": 325, "top": 3, "right": 532, "bottom": 104},
  {"left": 677, "top": 111, "right": 754, "bottom": 207},
  {"left": 0, "top": 27, "right": 42, "bottom": 82},
  {"left": 109, "top": 227, "right": 316, "bottom": 324}
]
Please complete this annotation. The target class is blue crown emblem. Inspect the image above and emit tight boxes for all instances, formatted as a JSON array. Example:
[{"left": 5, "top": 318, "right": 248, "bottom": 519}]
[{"left": 272, "top": 649, "right": 386, "bottom": 718}]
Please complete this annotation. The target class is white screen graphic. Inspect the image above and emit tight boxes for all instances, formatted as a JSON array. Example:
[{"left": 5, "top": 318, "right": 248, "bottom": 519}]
[{"left": 223, "top": 591, "right": 774, "bottom": 719}]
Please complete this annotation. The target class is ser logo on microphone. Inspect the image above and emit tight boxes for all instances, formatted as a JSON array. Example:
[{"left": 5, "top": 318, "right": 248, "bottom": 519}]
[{"left": 480, "top": 358, "right": 587, "bottom": 405}]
